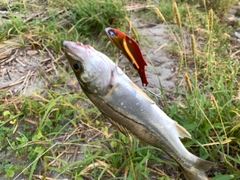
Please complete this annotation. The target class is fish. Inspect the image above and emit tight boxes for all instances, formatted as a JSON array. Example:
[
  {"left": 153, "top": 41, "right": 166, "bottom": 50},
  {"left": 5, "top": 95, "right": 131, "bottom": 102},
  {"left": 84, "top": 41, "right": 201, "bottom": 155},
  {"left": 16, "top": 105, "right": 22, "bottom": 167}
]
[
  {"left": 105, "top": 27, "right": 148, "bottom": 86},
  {"left": 63, "top": 41, "right": 216, "bottom": 180}
]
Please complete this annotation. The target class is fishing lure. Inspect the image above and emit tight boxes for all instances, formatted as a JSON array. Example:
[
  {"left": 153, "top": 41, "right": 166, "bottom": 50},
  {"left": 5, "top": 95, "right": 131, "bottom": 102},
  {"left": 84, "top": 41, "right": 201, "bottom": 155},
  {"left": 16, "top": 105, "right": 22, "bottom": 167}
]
[{"left": 105, "top": 27, "right": 148, "bottom": 86}]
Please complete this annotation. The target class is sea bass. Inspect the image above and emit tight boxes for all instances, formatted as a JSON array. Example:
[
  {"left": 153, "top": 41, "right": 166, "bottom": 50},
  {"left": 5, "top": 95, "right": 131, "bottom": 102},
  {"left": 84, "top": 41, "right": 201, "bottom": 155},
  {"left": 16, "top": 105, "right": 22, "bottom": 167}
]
[{"left": 63, "top": 41, "right": 215, "bottom": 180}]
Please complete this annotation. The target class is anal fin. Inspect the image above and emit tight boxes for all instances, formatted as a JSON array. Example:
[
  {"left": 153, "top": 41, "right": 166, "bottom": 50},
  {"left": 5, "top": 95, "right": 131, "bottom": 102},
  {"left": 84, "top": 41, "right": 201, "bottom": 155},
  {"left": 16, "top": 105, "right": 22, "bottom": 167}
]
[{"left": 175, "top": 122, "right": 191, "bottom": 139}]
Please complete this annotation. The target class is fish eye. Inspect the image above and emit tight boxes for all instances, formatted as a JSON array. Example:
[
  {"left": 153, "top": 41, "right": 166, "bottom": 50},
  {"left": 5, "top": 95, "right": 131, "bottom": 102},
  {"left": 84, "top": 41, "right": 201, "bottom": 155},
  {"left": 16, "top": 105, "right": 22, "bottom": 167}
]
[
  {"left": 73, "top": 62, "right": 81, "bottom": 71},
  {"left": 109, "top": 30, "right": 117, "bottom": 37}
]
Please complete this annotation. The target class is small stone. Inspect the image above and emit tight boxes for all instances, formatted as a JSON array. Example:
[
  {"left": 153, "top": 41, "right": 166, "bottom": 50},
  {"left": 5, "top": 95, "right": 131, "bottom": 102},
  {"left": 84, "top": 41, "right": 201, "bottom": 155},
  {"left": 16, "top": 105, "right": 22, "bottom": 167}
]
[
  {"left": 27, "top": 50, "right": 38, "bottom": 56},
  {"left": 234, "top": 32, "right": 240, "bottom": 39}
]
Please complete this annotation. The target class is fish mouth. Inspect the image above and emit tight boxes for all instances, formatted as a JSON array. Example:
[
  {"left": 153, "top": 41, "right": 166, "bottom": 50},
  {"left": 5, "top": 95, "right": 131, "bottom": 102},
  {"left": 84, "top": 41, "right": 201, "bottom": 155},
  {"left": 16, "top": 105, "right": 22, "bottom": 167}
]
[
  {"left": 63, "top": 41, "right": 83, "bottom": 54},
  {"left": 63, "top": 41, "right": 84, "bottom": 48},
  {"left": 63, "top": 41, "right": 93, "bottom": 57},
  {"left": 63, "top": 41, "right": 85, "bottom": 65}
]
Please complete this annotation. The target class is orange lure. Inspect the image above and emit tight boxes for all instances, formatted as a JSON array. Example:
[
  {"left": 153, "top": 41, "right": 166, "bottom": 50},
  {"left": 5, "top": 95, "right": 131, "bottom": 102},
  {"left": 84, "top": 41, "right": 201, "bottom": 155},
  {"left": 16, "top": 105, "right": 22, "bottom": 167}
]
[{"left": 105, "top": 27, "right": 148, "bottom": 86}]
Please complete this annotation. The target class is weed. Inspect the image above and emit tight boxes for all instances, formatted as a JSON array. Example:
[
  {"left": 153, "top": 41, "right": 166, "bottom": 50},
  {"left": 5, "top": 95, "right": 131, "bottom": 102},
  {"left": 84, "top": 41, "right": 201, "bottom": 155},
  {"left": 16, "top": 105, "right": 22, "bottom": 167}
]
[
  {"left": 200, "top": 0, "right": 237, "bottom": 18},
  {"left": 66, "top": 0, "right": 127, "bottom": 38},
  {"left": 162, "top": 3, "right": 239, "bottom": 179},
  {"left": 0, "top": 0, "right": 239, "bottom": 179}
]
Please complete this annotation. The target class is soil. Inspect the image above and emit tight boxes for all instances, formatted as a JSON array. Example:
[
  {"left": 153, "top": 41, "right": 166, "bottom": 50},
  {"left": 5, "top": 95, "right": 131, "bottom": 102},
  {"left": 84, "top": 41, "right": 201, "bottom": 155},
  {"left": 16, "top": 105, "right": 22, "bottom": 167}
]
[
  {"left": 0, "top": 19, "right": 182, "bottom": 180},
  {"left": 1, "top": 4, "right": 240, "bottom": 97},
  {"left": 0, "top": 25, "right": 178, "bottom": 96},
  {"left": 130, "top": 23, "right": 178, "bottom": 90},
  {"left": 0, "top": 2, "right": 239, "bottom": 180}
]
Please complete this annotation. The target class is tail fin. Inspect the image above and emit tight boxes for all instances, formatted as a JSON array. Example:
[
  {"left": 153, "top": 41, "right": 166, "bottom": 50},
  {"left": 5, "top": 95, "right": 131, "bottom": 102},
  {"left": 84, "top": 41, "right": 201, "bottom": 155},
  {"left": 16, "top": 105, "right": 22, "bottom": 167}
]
[{"left": 181, "top": 157, "right": 216, "bottom": 180}]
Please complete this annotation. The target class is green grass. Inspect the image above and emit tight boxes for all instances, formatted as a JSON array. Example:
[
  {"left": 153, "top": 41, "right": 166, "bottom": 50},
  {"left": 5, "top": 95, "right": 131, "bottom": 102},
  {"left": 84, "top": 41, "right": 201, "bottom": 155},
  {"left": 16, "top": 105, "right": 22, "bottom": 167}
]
[
  {"left": 161, "top": 1, "right": 240, "bottom": 178},
  {"left": 185, "top": 0, "right": 237, "bottom": 17},
  {"left": 0, "top": 0, "right": 239, "bottom": 179}
]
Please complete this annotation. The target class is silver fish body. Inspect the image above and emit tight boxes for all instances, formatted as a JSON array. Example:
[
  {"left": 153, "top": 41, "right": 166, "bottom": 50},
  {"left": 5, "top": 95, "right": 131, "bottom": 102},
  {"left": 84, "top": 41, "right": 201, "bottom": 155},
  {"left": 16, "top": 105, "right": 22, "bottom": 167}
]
[{"left": 63, "top": 41, "right": 215, "bottom": 180}]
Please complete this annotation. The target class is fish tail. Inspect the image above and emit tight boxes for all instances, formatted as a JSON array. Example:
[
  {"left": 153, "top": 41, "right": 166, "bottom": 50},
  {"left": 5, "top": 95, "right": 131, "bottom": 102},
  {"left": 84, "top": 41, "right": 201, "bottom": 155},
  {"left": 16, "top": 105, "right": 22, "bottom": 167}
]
[{"left": 181, "top": 157, "right": 216, "bottom": 180}]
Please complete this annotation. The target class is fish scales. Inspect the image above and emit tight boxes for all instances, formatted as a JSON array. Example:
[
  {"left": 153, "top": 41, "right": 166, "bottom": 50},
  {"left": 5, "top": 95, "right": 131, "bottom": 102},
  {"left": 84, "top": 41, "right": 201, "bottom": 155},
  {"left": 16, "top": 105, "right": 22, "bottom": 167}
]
[
  {"left": 63, "top": 41, "right": 216, "bottom": 180},
  {"left": 83, "top": 79, "right": 193, "bottom": 169}
]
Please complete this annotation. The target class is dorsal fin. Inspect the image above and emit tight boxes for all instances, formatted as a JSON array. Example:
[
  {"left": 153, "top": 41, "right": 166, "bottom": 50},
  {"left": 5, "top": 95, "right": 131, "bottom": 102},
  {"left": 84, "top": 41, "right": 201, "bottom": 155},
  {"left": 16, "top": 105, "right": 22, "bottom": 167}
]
[
  {"left": 175, "top": 122, "right": 191, "bottom": 139},
  {"left": 130, "top": 81, "right": 155, "bottom": 104}
]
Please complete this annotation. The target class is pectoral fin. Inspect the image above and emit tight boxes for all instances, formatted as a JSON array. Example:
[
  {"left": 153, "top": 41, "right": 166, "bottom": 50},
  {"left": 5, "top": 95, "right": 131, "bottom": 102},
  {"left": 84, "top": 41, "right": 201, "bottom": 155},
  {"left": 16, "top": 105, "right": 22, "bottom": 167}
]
[{"left": 175, "top": 122, "right": 191, "bottom": 139}]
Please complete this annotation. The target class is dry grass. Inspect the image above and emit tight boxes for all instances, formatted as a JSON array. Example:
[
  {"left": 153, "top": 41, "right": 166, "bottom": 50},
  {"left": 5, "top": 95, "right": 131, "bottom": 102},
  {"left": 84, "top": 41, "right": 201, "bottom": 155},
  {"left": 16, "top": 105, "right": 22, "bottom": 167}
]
[{"left": 0, "top": 0, "right": 239, "bottom": 179}]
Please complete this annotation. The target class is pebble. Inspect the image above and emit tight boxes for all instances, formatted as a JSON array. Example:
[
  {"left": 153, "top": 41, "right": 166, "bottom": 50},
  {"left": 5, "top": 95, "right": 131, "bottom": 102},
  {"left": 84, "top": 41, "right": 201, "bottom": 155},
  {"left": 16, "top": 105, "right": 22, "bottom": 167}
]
[{"left": 27, "top": 50, "right": 38, "bottom": 56}]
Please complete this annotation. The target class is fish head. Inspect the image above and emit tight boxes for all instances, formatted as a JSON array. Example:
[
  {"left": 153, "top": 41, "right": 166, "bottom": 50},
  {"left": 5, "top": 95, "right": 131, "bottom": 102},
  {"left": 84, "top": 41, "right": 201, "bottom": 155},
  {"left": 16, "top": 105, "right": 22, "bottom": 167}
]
[{"left": 63, "top": 41, "right": 112, "bottom": 95}]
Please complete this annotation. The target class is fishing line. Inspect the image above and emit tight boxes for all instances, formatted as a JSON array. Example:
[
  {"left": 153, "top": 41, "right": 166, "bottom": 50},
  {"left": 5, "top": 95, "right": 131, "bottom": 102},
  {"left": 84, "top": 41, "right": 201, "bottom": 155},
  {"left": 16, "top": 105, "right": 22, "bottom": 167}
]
[
  {"left": 115, "top": 54, "right": 124, "bottom": 75},
  {"left": 144, "top": 86, "right": 162, "bottom": 99}
]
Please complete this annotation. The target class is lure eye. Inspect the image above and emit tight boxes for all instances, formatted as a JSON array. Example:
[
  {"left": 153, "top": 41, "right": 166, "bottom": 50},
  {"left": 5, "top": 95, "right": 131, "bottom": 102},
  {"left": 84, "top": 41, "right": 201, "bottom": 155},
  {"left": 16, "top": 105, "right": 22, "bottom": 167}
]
[
  {"left": 109, "top": 29, "right": 117, "bottom": 37},
  {"left": 73, "top": 62, "right": 81, "bottom": 71}
]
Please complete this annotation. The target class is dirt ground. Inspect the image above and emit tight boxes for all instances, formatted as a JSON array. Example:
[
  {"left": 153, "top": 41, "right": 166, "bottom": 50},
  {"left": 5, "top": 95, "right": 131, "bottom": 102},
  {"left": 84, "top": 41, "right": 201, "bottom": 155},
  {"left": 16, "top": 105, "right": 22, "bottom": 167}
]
[
  {"left": 0, "top": 5, "right": 183, "bottom": 179},
  {"left": 0, "top": 2, "right": 240, "bottom": 180},
  {"left": 0, "top": 25, "right": 178, "bottom": 96},
  {"left": 1, "top": 3, "right": 240, "bottom": 97}
]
